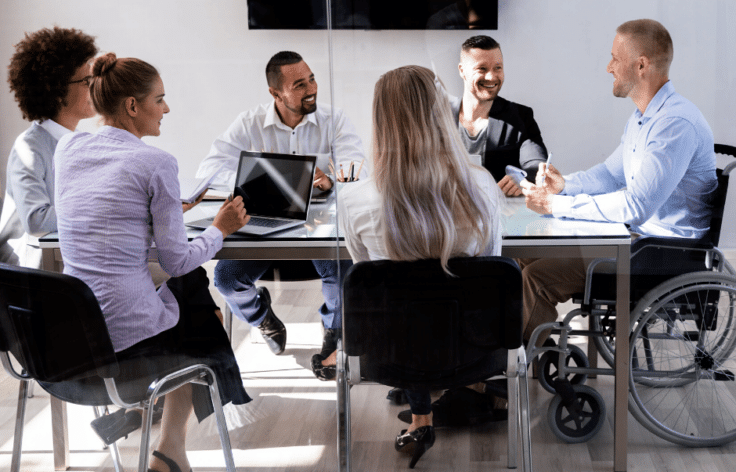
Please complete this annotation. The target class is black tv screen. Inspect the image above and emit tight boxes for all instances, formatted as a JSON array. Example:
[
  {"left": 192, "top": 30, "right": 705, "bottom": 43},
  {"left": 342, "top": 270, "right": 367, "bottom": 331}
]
[{"left": 247, "top": 0, "right": 498, "bottom": 30}]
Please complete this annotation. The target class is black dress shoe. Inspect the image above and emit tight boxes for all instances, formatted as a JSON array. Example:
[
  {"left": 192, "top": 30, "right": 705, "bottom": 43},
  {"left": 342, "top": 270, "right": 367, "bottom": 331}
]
[
  {"left": 310, "top": 327, "right": 340, "bottom": 380},
  {"left": 256, "top": 287, "right": 286, "bottom": 355},
  {"left": 395, "top": 426, "right": 436, "bottom": 469},
  {"left": 90, "top": 408, "right": 142, "bottom": 445},
  {"left": 397, "top": 387, "right": 507, "bottom": 427}
]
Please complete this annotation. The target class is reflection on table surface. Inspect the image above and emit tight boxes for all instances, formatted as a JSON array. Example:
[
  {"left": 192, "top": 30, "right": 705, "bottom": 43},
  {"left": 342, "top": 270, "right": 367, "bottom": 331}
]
[{"left": 501, "top": 197, "right": 631, "bottom": 240}]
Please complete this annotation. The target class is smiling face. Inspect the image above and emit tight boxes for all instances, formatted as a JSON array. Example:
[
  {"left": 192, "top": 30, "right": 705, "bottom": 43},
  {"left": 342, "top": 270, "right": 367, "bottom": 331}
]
[
  {"left": 607, "top": 34, "right": 639, "bottom": 98},
  {"left": 133, "top": 75, "right": 169, "bottom": 137},
  {"left": 270, "top": 60, "right": 317, "bottom": 124},
  {"left": 459, "top": 47, "right": 504, "bottom": 103}
]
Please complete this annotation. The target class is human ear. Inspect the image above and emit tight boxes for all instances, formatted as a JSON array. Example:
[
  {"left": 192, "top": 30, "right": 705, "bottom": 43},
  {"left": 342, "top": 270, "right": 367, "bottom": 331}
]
[
  {"left": 124, "top": 97, "right": 137, "bottom": 117},
  {"left": 268, "top": 87, "right": 279, "bottom": 101}
]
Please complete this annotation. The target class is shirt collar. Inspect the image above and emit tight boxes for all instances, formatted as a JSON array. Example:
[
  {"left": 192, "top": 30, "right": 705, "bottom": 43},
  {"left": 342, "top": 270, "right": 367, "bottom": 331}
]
[
  {"left": 636, "top": 80, "right": 675, "bottom": 121},
  {"left": 38, "top": 119, "right": 73, "bottom": 141},
  {"left": 264, "top": 100, "right": 318, "bottom": 131}
]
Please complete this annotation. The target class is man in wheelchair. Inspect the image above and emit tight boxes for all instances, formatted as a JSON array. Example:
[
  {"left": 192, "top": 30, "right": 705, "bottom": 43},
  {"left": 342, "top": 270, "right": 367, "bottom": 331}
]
[{"left": 520, "top": 18, "right": 718, "bottom": 346}]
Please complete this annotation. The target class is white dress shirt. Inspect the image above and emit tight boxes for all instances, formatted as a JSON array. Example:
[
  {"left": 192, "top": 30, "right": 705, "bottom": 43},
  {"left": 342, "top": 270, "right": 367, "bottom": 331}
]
[
  {"left": 338, "top": 167, "right": 503, "bottom": 263},
  {"left": 197, "top": 101, "right": 366, "bottom": 187}
]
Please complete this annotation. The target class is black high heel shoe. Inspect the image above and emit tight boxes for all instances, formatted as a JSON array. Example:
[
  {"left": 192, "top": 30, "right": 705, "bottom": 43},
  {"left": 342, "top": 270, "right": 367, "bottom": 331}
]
[{"left": 394, "top": 426, "right": 435, "bottom": 469}]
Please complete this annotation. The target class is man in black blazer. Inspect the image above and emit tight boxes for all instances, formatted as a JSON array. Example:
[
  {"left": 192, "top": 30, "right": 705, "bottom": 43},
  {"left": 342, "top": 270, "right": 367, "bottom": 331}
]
[{"left": 451, "top": 35, "right": 548, "bottom": 196}]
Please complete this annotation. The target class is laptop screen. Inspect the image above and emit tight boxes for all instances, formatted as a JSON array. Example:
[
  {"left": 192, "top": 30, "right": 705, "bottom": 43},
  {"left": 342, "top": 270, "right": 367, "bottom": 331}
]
[{"left": 234, "top": 151, "right": 316, "bottom": 220}]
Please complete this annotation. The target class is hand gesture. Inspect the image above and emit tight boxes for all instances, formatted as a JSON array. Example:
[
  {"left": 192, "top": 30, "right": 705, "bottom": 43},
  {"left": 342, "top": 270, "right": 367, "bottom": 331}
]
[
  {"left": 536, "top": 163, "right": 565, "bottom": 195},
  {"left": 313, "top": 167, "right": 333, "bottom": 191},
  {"left": 497, "top": 174, "right": 523, "bottom": 197},
  {"left": 520, "top": 180, "right": 554, "bottom": 215},
  {"left": 182, "top": 190, "right": 207, "bottom": 213},
  {"left": 212, "top": 195, "right": 250, "bottom": 238}
]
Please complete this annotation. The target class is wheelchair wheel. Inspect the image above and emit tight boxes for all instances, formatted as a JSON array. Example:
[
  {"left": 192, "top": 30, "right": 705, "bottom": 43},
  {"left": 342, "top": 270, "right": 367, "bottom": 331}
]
[
  {"left": 628, "top": 272, "right": 736, "bottom": 446},
  {"left": 547, "top": 385, "right": 606, "bottom": 443},
  {"left": 538, "top": 344, "right": 589, "bottom": 394}
]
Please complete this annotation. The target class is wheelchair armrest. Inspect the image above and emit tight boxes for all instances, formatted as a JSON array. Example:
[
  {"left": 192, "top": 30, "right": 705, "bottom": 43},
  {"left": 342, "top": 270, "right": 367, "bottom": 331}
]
[
  {"left": 583, "top": 258, "right": 616, "bottom": 305},
  {"left": 631, "top": 236, "right": 713, "bottom": 257}
]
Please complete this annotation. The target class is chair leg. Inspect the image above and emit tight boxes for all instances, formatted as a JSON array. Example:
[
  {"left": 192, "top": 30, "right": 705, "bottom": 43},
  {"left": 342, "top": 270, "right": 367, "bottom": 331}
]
[
  {"left": 336, "top": 345, "right": 351, "bottom": 472},
  {"left": 26, "top": 380, "right": 35, "bottom": 398},
  {"left": 506, "top": 353, "right": 519, "bottom": 470},
  {"left": 518, "top": 350, "right": 533, "bottom": 472},
  {"left": 207, "top": 375, "right": 236, "bottom": 472},
  {"left": 138, "top": 400, "right": 155, "bottom": 472},
  {"left": 10, "top": 379, "right": 30, "bottom": 472}
]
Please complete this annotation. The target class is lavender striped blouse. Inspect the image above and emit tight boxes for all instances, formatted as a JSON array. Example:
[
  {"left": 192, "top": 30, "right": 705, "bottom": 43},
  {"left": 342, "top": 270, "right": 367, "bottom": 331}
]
[{"left": 55, "top": 126, "right": 223, "bottom": 352}]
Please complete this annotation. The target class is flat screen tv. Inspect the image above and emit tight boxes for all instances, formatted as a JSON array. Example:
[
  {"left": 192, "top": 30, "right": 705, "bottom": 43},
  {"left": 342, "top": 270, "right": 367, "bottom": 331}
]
[{"left": 247, "top": 0, "right": 498, "bottom": 30}]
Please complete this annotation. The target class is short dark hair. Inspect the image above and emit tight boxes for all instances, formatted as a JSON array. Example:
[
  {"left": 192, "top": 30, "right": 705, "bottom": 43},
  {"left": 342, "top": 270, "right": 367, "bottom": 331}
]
[
  {"left": 90, "top": 52, "right": 160, "bottom": 117},
  {"left": 265, "top": 51, "right": 303, "bottom": 89},
  {"left": 461, "top": 35, "right": 501, "bottom": 53},
  {"left": 7, "top": 27, "right": 97, "bottom": 121}
]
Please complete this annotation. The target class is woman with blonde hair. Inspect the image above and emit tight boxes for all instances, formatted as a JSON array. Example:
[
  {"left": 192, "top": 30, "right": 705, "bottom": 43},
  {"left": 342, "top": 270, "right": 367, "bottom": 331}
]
[
  {"left": 337, "top": 65, "right": 503, "bottom": 468},
  {"left": 54, "top": 52, "right": 251, "bottom": 472}
]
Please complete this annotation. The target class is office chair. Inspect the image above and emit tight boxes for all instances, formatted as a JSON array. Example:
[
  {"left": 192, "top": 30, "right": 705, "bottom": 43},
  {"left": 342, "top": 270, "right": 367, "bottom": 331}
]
[
  {"left": 336, "top": 256, "right": 531, "bottom": 471},
  {"left": 0, "top": 263, "right": 236, "bottom": 472}
]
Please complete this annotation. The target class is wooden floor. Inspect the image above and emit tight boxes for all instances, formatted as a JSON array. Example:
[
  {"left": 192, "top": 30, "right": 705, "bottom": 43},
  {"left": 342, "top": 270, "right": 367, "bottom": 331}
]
[{"left": 4, "top": 261, "right": 736, "bottom": 471}]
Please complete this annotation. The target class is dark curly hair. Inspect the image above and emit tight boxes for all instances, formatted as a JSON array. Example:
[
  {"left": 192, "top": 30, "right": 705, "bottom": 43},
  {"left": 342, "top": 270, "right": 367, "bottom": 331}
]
[{"left": 7, "top": 26, "right": 97, "bottom": 122}]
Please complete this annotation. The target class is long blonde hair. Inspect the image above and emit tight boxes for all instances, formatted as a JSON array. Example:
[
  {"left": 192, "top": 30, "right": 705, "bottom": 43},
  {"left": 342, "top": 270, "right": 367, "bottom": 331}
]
[{"left": 372, "top": 65, "right": 495, "bottom": 273}]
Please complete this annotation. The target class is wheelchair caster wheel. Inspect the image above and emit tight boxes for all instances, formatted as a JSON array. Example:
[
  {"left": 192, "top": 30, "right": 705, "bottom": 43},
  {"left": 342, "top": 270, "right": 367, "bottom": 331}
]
[
  {"left": 547, "top": 384, "right": 605, "bottom": 443},
  {"left": 538, "top": 344, "right": 589, "bottom": 394}
]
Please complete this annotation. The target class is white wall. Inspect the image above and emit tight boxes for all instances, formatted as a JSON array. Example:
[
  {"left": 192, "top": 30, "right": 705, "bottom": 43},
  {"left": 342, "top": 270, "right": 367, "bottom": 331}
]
[{"left": 2, "top": 0, "right": 735, "bottom": 245}]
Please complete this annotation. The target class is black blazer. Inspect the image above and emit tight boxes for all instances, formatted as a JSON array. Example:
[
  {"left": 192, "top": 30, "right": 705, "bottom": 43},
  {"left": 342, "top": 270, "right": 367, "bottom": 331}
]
[{"left": 451, "top": 96, "right": 548, "bottom": 182}]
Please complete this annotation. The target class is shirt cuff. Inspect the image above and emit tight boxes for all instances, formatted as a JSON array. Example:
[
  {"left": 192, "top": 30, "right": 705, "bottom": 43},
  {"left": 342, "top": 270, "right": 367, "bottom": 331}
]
[
  {"left": 202, "top": 225, "right": 225, "bottom": 250},
  {"left": 559, "top": 174, "right": 580, "bottom": 196},
  {"left": 550, "top": 194, "right": 575, "bottom": 218}
]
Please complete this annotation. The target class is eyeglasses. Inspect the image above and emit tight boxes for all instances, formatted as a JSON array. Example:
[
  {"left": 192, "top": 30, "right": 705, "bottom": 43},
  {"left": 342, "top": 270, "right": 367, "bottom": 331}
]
[{"left": 69, "top": 76, "right": 92, "bottom": 87}]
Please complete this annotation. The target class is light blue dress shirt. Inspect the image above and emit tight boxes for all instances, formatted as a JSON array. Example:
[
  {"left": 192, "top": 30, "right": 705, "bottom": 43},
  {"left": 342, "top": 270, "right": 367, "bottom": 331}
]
[
  {"left": 551, "top": 81, "right": 716, "bottom": 238},
  {"left": 55, "top": 126, "right": 224, "bottom": 352}
]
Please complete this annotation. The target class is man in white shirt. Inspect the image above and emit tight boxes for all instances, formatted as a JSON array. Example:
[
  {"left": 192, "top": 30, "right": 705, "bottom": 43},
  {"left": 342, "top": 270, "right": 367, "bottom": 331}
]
[{"left": 197, "top": 51, "right": 365, "bottom": 366}]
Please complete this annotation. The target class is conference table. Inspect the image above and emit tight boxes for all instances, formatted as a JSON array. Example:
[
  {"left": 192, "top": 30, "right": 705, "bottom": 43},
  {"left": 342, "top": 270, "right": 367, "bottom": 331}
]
[{"left": 38, "top": 196, "right": 631, "bottom": 471}]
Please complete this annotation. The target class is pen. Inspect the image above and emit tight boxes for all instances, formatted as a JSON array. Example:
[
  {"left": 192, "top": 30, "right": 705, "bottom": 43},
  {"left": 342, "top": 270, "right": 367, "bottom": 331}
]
[
  {"left": 541, "top": 152, "right": 553, "bottom": 184},
  {"left": 349, "top": 162, "right": 355, "bottom": 181},
  {"left": 355, "top": 158, "right": 365, "bottom": 181}
]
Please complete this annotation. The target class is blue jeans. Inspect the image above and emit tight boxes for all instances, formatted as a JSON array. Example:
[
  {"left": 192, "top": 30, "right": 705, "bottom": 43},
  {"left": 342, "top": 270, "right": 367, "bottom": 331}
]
[
  {"left": 405, "top": 389, "right": 432, "bottom": 415},
  {"left": 214, "top": 259, "right": 352, "bottom": 329}
]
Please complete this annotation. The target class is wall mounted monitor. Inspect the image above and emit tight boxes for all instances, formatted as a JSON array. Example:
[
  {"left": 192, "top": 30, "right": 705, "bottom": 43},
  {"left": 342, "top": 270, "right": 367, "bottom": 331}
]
[{"left": 247, "top": 0, "right": 498, "bottom": 30}]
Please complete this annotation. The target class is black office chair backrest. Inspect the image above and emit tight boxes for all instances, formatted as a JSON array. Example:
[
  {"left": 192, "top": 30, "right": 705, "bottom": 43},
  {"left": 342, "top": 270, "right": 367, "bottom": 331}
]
[
  {"left": 0, "top": 263, "right": 118, "bottom": 383},
  {"left": 342, "top": 256, "right": 522, "bottom": 391}
]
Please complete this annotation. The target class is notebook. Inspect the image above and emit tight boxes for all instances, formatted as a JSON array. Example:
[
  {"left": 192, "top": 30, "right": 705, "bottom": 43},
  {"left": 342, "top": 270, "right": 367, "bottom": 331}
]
[
  {"left": 180, "top": 162, "right": 227, "bottom": 203},
  {"left": 187, "top": 151, "right": 316, "bottom": 236}
]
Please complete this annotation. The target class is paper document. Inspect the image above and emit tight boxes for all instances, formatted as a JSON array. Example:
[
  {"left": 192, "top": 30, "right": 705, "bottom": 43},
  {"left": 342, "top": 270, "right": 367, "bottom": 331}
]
[{"left": 180, "top": 163, "right": 227, "bottom": 203}]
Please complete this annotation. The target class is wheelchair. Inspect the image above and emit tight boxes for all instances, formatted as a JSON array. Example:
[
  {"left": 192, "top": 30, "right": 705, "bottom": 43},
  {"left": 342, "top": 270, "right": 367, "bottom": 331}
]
[{"left": 527, "top": 144, "right": 736, "bottom": 446}]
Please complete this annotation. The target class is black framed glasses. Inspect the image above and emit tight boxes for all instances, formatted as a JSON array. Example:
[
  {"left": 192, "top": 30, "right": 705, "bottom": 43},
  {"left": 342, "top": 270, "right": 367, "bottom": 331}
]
[{"left": 69, "top": 76, "right": 92, "bottom": 87}]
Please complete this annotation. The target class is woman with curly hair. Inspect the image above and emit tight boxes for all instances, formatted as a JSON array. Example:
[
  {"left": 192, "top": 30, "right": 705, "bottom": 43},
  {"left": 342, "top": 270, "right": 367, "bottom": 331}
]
[{"left": 0, "top": 26, "right": 97, "bottom": 267}]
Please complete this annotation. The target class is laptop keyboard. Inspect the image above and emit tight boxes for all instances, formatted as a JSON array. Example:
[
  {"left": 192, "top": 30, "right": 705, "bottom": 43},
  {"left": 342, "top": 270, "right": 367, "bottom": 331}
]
[{"left": 247, "top": 216, "right": 290, "bottom": 228}]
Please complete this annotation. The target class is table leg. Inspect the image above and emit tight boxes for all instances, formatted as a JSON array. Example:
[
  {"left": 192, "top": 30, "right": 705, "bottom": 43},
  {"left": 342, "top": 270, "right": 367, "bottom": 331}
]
[
  {"left": 51, "top": 395, "right": 69, "bottom": 470},
  {"left": 614, "top": 243, "right": 630, "bottom": 471}
]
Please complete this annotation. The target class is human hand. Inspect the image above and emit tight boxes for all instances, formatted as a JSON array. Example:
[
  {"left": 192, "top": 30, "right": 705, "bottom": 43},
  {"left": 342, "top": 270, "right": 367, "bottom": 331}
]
[
  {"left": 497, "top": 174, "right": 524, "bottom": 197},
  {"left": 536, "top": 163, "right": 565, "bottom": 195},
  {"left": 520, "top": 180, "right": 554, "bottom": 215},
  {"left": 212, "top": 195, "right": 250, "bottom": 238},
  {"left": 182, "top": 190, "right": 207, "bottom": 213},
  {"left": 313, "top": 167, "right": 333, "bottom": 191}
]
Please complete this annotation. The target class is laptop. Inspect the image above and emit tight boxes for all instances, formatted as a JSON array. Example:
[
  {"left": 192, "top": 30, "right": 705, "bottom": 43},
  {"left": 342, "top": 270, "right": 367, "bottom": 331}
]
[{"left": 187, "top": 151, "right": 316, "bottom": 236}]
